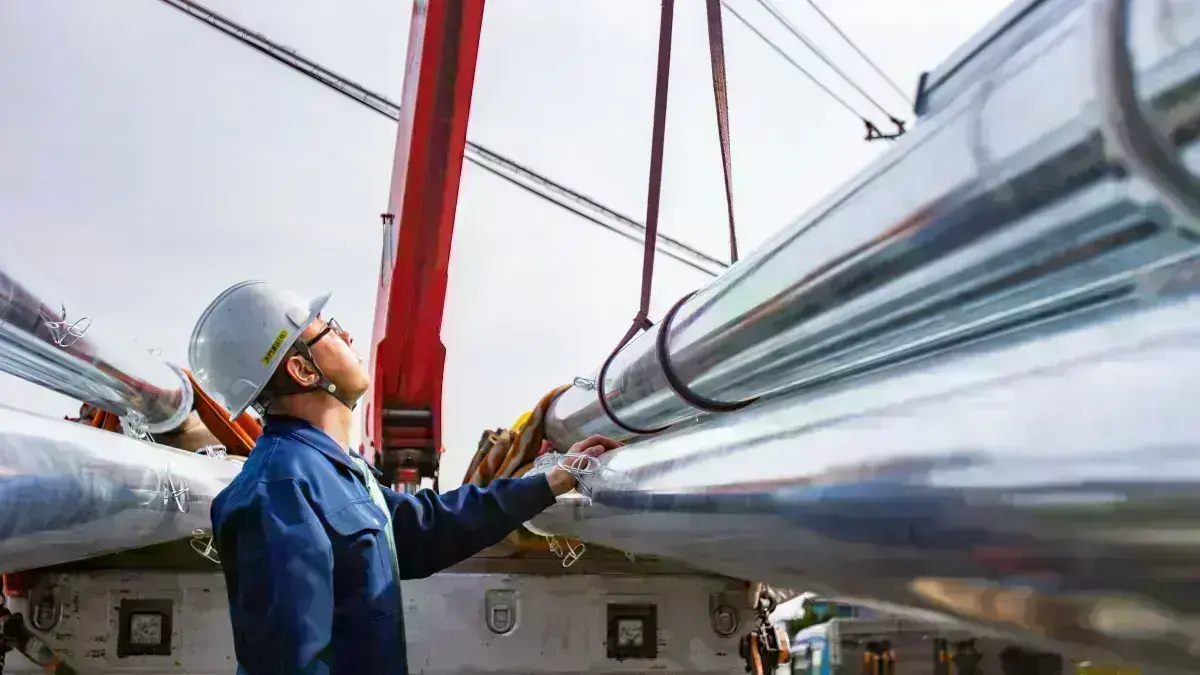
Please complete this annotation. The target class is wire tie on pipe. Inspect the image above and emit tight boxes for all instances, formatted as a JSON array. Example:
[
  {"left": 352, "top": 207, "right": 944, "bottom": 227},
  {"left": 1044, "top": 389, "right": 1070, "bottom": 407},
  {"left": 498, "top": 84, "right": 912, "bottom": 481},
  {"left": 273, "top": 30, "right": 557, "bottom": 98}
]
[
  {"left": 195, "top": 444, "right": 229, "bottom": 459},
  {"left": 534, "top": 451, "right": 621, "bottom": 499},
  {"left": 38, "top": 304, "right": 90, "bottom": 348},
  {"left": 190, "top": 530, "right": 221, "bottom": 564},
  {"left": 532, "top": 451, "right": 622, "bottom": 566},
  {"left": 120, "top": 410, "right": 152, "bottom": 441}
]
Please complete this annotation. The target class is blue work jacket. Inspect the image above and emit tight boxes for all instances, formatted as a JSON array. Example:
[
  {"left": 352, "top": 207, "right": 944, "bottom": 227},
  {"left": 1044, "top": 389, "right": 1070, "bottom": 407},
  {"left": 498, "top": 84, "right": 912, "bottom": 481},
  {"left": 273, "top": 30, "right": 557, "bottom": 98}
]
[{"left": 211, "top": 415, "right": 557, "bottom": 675}]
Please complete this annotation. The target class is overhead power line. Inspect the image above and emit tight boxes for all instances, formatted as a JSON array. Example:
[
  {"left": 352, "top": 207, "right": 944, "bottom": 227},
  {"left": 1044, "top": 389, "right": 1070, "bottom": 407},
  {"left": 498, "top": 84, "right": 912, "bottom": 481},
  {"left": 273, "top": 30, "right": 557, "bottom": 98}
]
[
  {"left": 801, "top": 0, "right": 914, "bottom": 106},
  {"left": 720, "top": 1, "right": 867, "bottom": 122},
  {"left": 750, "top": 0, "right": 902, "bottom": 123},
  {"left": 463, "top": 144, "right": 727, "bottom": 275},
  {"left": 153, "top": 0, "right": 727, "bottom": 277}
]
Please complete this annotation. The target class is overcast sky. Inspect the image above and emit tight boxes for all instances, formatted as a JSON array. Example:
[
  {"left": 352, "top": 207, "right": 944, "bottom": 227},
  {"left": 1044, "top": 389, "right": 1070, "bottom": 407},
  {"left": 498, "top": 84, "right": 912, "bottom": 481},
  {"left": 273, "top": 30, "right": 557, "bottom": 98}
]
[{"left": 0, "top": 0, "right": 1011, "bottom": 488}]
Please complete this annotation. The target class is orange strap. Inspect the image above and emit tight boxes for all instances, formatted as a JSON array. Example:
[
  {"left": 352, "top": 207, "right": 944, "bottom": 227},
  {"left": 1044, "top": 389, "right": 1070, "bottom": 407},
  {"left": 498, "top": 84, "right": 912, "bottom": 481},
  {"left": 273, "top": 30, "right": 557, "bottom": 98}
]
[
  {"left": 87, "top": 409, "right": 122, "bottom": 432},
  {"left": 462, "top": 385, "right": 573, "bottom": 553},
  {"left": 69, "top": 374, "right": 258, "bottom": 457},
  {"left": 235, "top": 412, "right": 262, "bottom": 438},
  {"left": 749, "top": 633, "right": 765, "bottom": 675},
  {"left": 463, "top": 385, "right": 571, "bottom": 487},
  {"left": 185, "top": 369, "right": 258, "bottom": 456}
]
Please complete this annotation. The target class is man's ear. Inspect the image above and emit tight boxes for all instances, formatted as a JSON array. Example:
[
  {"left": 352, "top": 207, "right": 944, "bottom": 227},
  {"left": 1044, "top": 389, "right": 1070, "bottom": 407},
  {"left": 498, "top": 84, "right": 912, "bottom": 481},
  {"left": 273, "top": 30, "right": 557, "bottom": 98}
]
[{"left": 284, "top": 354, "right": 320, "bottom": 387}]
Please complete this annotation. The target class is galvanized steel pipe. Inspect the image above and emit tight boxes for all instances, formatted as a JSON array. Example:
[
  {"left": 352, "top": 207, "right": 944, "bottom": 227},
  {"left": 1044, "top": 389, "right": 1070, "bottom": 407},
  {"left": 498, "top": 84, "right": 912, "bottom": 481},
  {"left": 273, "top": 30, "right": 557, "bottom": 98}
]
[
  {"left": 545, "top": 0, "right": 1200, "bottom": 449},
  {"left": 530, "top": 265, "right": 1200, "bottom": 673},
  {"left": 0, "top": 405, "right": 241, "bottom": 573},
  {"left": 0, "top": 264, "right": 193, "bottom": 434}
]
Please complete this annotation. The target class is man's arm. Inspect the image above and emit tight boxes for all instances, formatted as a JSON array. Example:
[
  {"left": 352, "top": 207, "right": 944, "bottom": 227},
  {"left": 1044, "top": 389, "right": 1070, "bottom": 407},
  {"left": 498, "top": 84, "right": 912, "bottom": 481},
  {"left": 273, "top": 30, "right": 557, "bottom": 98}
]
[
  {"left": 230, "top": 479, "right": 333, "bottom": 675},
  {"left": 381, "top": 434, "right": 623, "bottom": 579},
  {"left": 382, "top": 474, "right": 557, "bottom": 579}
]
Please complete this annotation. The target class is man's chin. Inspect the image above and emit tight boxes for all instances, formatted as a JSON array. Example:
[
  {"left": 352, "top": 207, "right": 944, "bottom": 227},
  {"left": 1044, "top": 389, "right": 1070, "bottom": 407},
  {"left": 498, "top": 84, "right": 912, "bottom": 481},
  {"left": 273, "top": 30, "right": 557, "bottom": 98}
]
[{"left": 345, "top": 380, "right": 371, "bottom": 405}]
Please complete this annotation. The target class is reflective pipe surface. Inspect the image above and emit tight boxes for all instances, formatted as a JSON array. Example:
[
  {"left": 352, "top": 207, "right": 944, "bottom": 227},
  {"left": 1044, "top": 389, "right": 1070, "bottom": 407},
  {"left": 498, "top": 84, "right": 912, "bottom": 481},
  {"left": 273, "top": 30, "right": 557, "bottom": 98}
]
[
  {"left": 0, "top": 265, "right": 193, "bottom": 434},
  {"left": 0, "top": 405, "right": 241, "bottom": 573},
  {"left": 546, "top": 0, "right": 1200, "bottom": 449},
  {"left": 530, "top": 252, "right": 1200, "bottom": 674}
]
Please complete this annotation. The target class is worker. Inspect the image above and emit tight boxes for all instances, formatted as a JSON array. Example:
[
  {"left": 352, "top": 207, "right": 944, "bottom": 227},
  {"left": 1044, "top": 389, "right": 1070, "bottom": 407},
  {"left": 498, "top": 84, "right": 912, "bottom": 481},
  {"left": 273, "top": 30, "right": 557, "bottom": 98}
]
[{"left": 188, "top": 280, "right": 621, "bottom": 675}]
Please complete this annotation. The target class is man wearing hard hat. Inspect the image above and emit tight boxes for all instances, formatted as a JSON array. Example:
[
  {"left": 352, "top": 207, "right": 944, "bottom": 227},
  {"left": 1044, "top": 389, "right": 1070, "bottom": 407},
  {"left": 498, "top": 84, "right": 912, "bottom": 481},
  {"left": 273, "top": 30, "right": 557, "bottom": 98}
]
[{"left": 189, "top": 280, "right": 620, "bottom": 675}]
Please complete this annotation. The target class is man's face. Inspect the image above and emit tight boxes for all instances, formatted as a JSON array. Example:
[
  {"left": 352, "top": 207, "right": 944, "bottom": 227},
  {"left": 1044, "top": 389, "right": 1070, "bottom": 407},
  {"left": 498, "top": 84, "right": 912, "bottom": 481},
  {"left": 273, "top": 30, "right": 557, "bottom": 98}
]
[{"left": 298, "top": 314, "right": 371, "bottom": 402}]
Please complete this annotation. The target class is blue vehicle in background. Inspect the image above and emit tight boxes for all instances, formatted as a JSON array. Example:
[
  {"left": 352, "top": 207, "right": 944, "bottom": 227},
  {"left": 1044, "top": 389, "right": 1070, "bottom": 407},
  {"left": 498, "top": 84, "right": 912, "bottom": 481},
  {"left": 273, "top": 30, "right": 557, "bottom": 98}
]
[
  {"left": 784, "top": 601, "right": 1088, "bottom": 674},
  {"left": 790, "top": 623, "right": 836, "bottom": 675},
  {"left": 785, "top": 600, "right": 858, "bottom": 675}
]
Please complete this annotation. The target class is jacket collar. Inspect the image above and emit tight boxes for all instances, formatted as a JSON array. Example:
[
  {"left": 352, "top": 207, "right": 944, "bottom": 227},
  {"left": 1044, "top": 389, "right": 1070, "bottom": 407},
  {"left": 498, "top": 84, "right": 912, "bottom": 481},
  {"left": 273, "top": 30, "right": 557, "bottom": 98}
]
[{"left": 261, "top": 415, "right": 383, "bottom": 479}]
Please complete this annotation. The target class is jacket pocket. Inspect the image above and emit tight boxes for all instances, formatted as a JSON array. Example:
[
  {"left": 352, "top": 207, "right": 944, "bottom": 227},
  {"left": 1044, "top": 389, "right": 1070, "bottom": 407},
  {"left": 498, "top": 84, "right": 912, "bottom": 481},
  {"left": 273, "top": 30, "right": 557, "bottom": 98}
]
[
  {"left": 323, "top": 500, "right": 396, "bottom": 618},
  {"left": 326, "top": 499, "right": 387, "bottom": 536}
]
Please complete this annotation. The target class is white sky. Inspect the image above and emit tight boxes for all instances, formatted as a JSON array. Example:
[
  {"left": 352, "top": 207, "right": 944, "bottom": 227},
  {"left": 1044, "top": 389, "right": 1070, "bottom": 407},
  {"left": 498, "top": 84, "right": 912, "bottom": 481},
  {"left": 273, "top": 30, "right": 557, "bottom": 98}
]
[{"left": 0, "top": 0, "right": 1011, "bottom": 488}]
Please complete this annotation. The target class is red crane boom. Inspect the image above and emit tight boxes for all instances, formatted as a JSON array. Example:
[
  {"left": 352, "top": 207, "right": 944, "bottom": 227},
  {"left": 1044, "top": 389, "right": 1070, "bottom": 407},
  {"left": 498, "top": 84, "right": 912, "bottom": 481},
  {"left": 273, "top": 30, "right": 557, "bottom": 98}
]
[{"left": 366, "top": 0, "right": 486, "bottom": 490}]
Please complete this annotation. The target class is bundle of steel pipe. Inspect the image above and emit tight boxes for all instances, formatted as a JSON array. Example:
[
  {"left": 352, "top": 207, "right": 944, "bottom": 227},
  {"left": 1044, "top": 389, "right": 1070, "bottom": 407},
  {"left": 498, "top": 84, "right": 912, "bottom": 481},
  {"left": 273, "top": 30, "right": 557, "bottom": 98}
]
[
  {"left": 0, "top": 263, "right": 192, "bottom": 434},
  {"left": 530, "top": 251, "right": 1200, "bottom": 674},
  {"left": 544, "top": 0, "right": 1200, "bottom": 450},
  {"left": 0, "top": 405, "right": 240, "bottom": 573},
  {"left": 529, "top": 2, "right": 1200, "bottom": 670}
]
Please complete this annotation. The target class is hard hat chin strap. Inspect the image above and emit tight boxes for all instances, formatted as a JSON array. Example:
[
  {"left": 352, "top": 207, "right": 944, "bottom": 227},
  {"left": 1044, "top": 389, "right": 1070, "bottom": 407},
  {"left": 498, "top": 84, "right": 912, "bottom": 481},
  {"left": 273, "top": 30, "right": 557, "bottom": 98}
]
[
  {"left": 295, "top": 339, "right": 361, "bottom": 411},
  {"left": 312, "top": 376, "right": 360, "bottom": 411},
  {"left": 257, "top": 343, "right": 360, "bottom": 413}
]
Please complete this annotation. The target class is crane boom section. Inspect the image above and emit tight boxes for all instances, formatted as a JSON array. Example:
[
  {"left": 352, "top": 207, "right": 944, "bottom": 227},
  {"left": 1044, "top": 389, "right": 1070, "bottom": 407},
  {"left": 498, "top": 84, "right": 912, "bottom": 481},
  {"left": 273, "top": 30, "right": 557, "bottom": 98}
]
[{"left": 367, "top": 0, "right": 485, "bottom": 485}]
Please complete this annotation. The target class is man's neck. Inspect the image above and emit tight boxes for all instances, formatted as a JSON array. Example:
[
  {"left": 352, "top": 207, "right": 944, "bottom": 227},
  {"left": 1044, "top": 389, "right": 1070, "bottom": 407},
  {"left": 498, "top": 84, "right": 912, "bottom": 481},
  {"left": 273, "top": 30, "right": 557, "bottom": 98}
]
[{"left": 270, "top": 394, "right": 353, "bottom": 451}]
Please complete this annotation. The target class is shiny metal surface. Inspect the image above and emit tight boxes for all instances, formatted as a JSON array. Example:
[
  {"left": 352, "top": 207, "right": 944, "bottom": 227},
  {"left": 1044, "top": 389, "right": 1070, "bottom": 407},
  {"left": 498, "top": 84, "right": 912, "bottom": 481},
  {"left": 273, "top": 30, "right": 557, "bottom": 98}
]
[
  {"left": 532, "top": 254, "right": 1200, "bottom": 673},
  {"left": 532, "top": 1, "right": 1200, "bottom": 669},
  {"left": 545, "top": 0, "right": 1200, "bottom": 450},
  {"left": 1095, "top": 0, "right": 1200, "bottom": 232},
  {"left": 917, "top": 0, "right": 1080, "bottom": 117},
  {"left": 0, "top": 263, "right": 193, "bottom": 434},
  {"left": 0, "top": 405, "right": 240, "bottom": 573}
]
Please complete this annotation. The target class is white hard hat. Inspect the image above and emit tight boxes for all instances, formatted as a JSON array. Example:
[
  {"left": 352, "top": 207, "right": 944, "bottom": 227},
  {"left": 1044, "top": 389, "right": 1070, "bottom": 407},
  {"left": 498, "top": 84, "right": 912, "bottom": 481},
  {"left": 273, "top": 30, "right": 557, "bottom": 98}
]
[{"left": 188, "top": 280, "right": 331, "bottom": 420}]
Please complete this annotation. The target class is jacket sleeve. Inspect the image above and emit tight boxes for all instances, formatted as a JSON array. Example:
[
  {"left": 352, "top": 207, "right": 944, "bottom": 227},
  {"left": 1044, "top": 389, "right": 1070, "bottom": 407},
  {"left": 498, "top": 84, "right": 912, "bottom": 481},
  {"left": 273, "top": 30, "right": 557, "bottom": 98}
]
[
  {"left": 382, "top": 474, "right": 557, "bottom": 579},
  {"left": 229, "top": 479, "right": 334, "bottom": 675}
]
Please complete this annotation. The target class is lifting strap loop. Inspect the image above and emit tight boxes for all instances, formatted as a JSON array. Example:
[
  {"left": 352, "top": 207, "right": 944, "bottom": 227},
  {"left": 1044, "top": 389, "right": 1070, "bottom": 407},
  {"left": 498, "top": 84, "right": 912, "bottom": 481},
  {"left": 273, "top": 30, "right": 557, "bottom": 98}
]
[
  {"left": 656, "top": 290, "right": 758, "bottom": 413},
  {"left": 705, "top": 0, "right": 740, "bottom": 264},
  {"left": 597, "top": 0, "right": 748, "bottom": 434},
  {"left": 595, "top": 0, "right": 676, "bottom": 437},
  {"left": 647, "top": 1, "right": 754, "bottom": 416}
]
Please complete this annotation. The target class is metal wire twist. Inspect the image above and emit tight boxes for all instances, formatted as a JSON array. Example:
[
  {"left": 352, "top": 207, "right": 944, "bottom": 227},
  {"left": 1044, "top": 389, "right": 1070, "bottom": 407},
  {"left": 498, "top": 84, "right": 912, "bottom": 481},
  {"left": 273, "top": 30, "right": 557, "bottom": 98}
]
[
  {"left": 195, "top": 444, "right": 228, "bottom": 459},
  {"left": 120, "top": 410, "right": 152, "bottom": 441},
  {"left": 38, "top": 304, "right": 90, "bottom": 348},
  {"left": 190, "top": 529, "right": 221, "bottom": 564},
  {"left": 530, "top": 451, "right": 621, "bottom": 566}
]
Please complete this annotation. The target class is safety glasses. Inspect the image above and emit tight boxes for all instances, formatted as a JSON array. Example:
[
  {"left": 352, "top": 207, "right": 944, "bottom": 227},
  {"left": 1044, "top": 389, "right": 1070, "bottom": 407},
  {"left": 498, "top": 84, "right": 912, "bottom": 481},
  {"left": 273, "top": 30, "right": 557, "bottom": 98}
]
[{"left": 305, "top": 316, "right": 347, "bottom": 348}]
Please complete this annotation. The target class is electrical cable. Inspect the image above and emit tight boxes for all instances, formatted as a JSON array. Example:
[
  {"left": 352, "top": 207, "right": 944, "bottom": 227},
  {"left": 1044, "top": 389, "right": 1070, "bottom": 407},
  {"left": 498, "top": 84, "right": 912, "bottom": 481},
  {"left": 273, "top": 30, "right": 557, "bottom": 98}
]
[
  {"left": 464, "top": 156, "right": 720, "bottom": 277},
  {"left": 721, "top": 1, "right": 870, "bottom": 122},
  {"left": 750, "top": 0, "right": 902, "bottom": 122},
  {"left": 801, "top": 0, "right": 914, "bottom": 105},
  {"left": 153, "top": 0, "right": 729, "bottom": 277}
]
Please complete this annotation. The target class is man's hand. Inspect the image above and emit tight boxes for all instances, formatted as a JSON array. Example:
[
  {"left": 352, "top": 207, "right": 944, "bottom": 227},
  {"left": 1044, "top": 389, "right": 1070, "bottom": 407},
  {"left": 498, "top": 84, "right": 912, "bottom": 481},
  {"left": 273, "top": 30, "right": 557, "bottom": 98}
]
[{"left": 545, "top": 435, "right": 623, "bottom": 496}]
